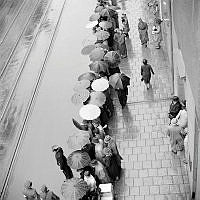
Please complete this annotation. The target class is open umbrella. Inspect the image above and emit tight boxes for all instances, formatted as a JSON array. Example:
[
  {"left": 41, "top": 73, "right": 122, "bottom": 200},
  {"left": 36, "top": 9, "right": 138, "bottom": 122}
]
[
  {"left": 85, "top": 21, "right": 98, "bottom": 29},
  {"left": 100, "top": 8, "right": 116, "bottom": 17},
  {"left": 89, "top": 48, "right": 105, "bottom": 62},
  {"left": 91, "top": 78, "right": 109, "bottom": 91},
  {"left": 71, "top": 89, "right": 90, "bottom": 105},
  {"left": 108, "top": 5, "right": 121, "bottom": 10},
  {"left": 89, "top": 91, "right": 106, "bottom": 107},
  {"left": 89, "top": 13, "right": 100, "bottom": 21},
  {"left": 78, "top": 72, "right": 98, "bottom": 81},
  {"left": 82, "top": 35, "right": 97, "bottom": 47},
  {"left": 94, "top": 5, "right": 105, "bottom": 13},
  {"left": 67, "top": 131, "right": 90, "bottom": 150},
  {"left": 79, "top": 104, "right": 101, "bottom": 120},
  {"left": 61, "top": 178, "right": 89, "bottom": 200},
  {"left": 67, "top": 150, "right": 91, "bottom": 169},
  {"left": 72, "top": 118, "right": 88, "bottom": 131},
  {"left": 99, "top": 21, "right": 112, "bottom": 29},
  {"left": 81, "top": 45, "right": 95, "bottom": 55},
  {"left": 73, "top": 80, "right": 90, "bottom": 92},
  {"left": 109, "top": 73, "right": 130, "bottom": 89},
  {"left": 94, "top": 42, "right": 109, "bottom": 50},
  {"left": 89, "top": 60, "right": 109, "bottom": 74},
  {"left": 95, "top": 30, "right": 110, "bottom": 41},
  {"left": 104, "top": 51, "right": 120, "bottom": 65}
]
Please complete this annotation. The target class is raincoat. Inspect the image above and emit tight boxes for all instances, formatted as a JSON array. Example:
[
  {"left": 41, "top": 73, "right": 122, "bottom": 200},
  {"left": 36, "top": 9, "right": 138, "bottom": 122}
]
[
  {"left": 138, "top": 20, "right": 149, "bottom": 45},
  {"left": 141, "top": 64, "right": 154, "bottom": 84},
  {"left": 118, "top": 33, "right": 127, "bottom": 58}
]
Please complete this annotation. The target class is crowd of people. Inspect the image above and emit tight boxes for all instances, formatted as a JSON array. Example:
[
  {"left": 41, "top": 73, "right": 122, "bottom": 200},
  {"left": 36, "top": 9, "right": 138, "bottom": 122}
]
[{"left": 22, "top": 0, "right": 187, "bottom": 200}]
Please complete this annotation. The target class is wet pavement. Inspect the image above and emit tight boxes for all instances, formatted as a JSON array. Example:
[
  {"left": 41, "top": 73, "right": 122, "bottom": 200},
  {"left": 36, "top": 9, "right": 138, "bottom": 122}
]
[{"left": 0, "top": 0, "right": 191, "bottom": 199}]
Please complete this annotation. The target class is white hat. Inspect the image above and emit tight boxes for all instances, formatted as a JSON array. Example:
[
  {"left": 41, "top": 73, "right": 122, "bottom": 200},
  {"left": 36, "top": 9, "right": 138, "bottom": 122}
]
[{"left": 91, "top": 78, "right": 109, "bottom": 91}]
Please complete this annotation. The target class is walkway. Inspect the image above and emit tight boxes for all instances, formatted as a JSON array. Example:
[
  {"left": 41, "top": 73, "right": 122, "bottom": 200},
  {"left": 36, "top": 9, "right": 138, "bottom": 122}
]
[{"left": 110, "top": 0, "right": 191, "bottom": 199}]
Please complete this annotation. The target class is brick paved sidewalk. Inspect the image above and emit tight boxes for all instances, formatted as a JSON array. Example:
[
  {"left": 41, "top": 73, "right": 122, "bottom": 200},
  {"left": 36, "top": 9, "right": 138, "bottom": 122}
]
[{"left": 109, "top": 0, "right": 191, "bottom": 199}]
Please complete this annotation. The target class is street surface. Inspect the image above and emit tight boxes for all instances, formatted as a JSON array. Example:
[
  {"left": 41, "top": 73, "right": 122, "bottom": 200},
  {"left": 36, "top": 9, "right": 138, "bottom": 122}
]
[{"left": 0, "top": 0, "right": 191, "bottom": 199}]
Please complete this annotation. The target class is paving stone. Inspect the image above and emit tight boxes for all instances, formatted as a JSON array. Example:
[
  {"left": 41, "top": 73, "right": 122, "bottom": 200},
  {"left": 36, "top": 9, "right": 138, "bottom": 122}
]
[
  {"left": 123, "top": 155, "right": 129, "bottom": 162},
  {"left": 151, "top": 146, "right": 160, "bottom": 153},
  {"left": 134, "top": 161, "right": 143, "bottom": 169},
  {"left": 130, "top": 186, "right": 139, "bottom": 195},
  {"left": 170, "top": 184, "right": 180, "bottom": 194},
  {"left": 139, "top": 169, "right": 149, "bottom": 177},
  {"left": 138, "top": 154, "right": 147, "bottom": 161},
  {"left": 120, "top": 141, "right": 129, "bottom": 149},
  {"left": 135, "top": 196, "right": 145, "bottom": 200},
  {"left": 143, "top": 177, "right": 153, "bottom": 186},
  {"left": 155, "top": 152, "right": 165, "bottom": 160},
  {"left": 146, "top": 153, "right": 156, "bottom": 161},
  {"left": 134, "top": 177, "right": 144, "bottom": 186},
  {"left": 160, "top": 185, "right": 170, "bottom": 194},
  {"left": 132, "top": 147, "right": 142, "bottom": 154},
  {"left": 160, "top": 144, "right": 169, "bottom": 152},
  {"left": 150, "top": 186, "right": 160, "bottom": 194},
  {"left": 129, "top": 169, "right": 139, "bottom": 178},
  {"left": 148, "top": 169, "right": 158, "bottom": 177},
  {"left": 154, "top": 194, "right": 167, "bottom": 200},
  {"left": 129, "top": 140, "right": 137, "bottom": 147},
  {"left": 129, "top": 154, "right": 138, "bottom": 162},
  {"left": 126, "top": 178, "right": 134, "bottom": 186},
  {"left": 137, "top": 140, "right": 146, "bottom": 147},
  {"left": 124, "top": 162, "right": 134, "bottom": 169},
  {"left": 124, "top": 148, "right": 133, "bottom": 155},
  {"left": 143, "top": 161, "right": 152, "bottom": 169},
  {"left": 152, "top": 160, "right": 162, "bottom": 168},
  {"left": 173, "top": 176, "right": 184, "bottom": 184},
  {"left": 142, "top": 146, "right": 151, "bottom": 154},
  {"left": 145, "top": 139, "right": 155, "bottom": 146},
  {"left": 162, "top": 160, "right": 171, "bottom": 168},
  {"left": 158, "top": 168, "right": 168, "bottom": 176},
  {"left": 154, "top": 138, "right": 164, "bottom": 145},
  {"left": 140, "top": 186, "right": 150, "bottom": 195},
  {"left": 125, "top": 196, "right": 135, "bottom": 200},
  {"left": 145, "top": 195, "right": 155, "bottom": 200},
  {"left": 162, "top": 176, "right": 173, "bottom": 184},
  {"left": 183, "top": 175, "right": 189, "bottom": 184},
  {"left": 153, "top": 176, "right": 163, "bottom": 185}
]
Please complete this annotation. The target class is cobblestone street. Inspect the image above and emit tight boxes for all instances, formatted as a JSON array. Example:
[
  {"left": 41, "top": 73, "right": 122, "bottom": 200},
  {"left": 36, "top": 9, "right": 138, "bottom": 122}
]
[{"left": 109, "top": 0, "right": 191, "bottom": 199}]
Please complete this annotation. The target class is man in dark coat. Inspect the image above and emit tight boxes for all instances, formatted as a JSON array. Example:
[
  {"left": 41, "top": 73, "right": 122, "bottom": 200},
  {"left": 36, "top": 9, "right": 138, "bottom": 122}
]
[
  {"left": 141, "top": 59, "right": 154, "bottom": 89},
  {"left": 52, "top": 145, "right": 73, "bottom": 180},
  {"left": 168, "top": 96, "right": 182, "bottom": 120}
]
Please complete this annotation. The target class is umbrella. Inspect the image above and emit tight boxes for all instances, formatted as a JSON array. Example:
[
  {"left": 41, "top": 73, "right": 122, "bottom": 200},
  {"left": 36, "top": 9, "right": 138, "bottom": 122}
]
[
  {"left": 99, "top": 21, "right": 112, "bottom": 29},
  {"left": 72, "top": 118, "right": 88, "bottom": 131},
  {"left": 95, "top": 30, "right": 110, "bottom": 41},
  {"left": 61, "top": 178, "right": 89, "bottom": 200},
  {"left": 94, "top": 42, "right": 109, "bottom": 50},
  {"left": 89, "top": 60, "right": 109, "bottom": 74},
  {"left": 82, "top": 35, "right": 97, "bottom": 47},
  {"left": 91, "top": 78, "right": 109, "bottom": 91},
  {"left": 79, "top": 104, "right": 101, "bottom": 120},
  {"left": 89, "top": 47, "right": 105, "bottom": 62},
  {"left": 100, "top": 8, "right": 116, "bottom": 17},
  {"left": 73, "top": 80, "right": 91, "bottom": 92},
  {"left": 67, "top": 131, "right": 90, "bottom": 150},
  {"left": 71, "top": 89, "right": 90, "bottom": 105},
  {"left": 94, "top": 5, "right": 105, "bottom": 13},
  {"left": 89, "top": 13, "right": 100, "bottom": 21},
  {"left": 109, "top": 73, "right": 130, "bottom": 89},
  {"left": 78, "top": 72, "right": 98, "bottom": 81},
  {"left": 89, "top": 91, "right": 106, "bottom": 107},
  {"left": 104, "top": 51, "right": 120, "bottom": 65},
  {"left": 67, "top": 150, "right": 91, "bottom": 169},
  {"left": 85, "top": 21, "right": 98, "bottom": 29}
]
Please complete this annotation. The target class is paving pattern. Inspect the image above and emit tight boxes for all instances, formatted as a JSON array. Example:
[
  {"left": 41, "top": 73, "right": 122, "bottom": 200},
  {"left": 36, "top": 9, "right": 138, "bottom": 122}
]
[{"left": 109, "top": 0, "right": 191, "bottom": 199}]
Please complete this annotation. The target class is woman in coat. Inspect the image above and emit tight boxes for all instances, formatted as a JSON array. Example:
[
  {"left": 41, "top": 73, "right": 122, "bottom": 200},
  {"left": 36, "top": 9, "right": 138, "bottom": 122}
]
[
  {"left": 141, "top": 59, "right": 154, "bottom": 89},
  {"left": 118, "top": 30, "right": 127, "bottom": 58},
  {"left": 138, "top": 18, "right": 149, "bottom": 47},
  {"left": 152, "top": 18, "right": 162, "bottom": 49},
  {"left": 121, "top": 14, "right": 130, "bottom": 38}
]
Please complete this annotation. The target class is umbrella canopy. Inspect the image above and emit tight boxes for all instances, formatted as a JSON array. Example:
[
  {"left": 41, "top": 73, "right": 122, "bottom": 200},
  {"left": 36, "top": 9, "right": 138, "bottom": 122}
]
[
  {"left": 89, "top": 60, "right": 109, "bottom": 74},
  {"left": 81, "top": 45, "right": 95, "bottom": 55},
  {"left": 95, "top": 30, "right": 110, "bottom": 41},
  {"left": 94, "top": 5, "right": 105, "bottom": 13},
  {"left": 73, "top": 80, "right": 91, "bottom": 92},
  {"left": 89, "top": 47, "right": 105, "bottom": 62},
  {"left": 108, "top": 5, "right": 121, "bottom": 10},
  {"left": 89, "top": 13, "right": 100, "bottom": 21},
  {"left": 89, "top": 91, "right": 106, "bottom": 107},
  {"left": 72, "top": 118, "right": 88, "bottom": 131},
  {"left": 67, "top": 150, "right": 91, "bottom": 169},
  {"left": 78, "top": 72, "right": 98, "bottom": 81},
  {"left": 91, "top": 78, "right": 109, "bottom": 91},
  {"left": 79, "top": 104, "right": 101, "bottom": 120},
  {"left": 99, "top": 21, "right": 112, "bottom": 30},
  {"left": 61, "top": 178, "right": 89, "bottom": 200},
  {"left": 100, "top": 8, "right": 116, "bottom": 17},
  {"left": 94, "top": 42, "right": 109, "bottom": 50},
  {"left": 85, "top": 21, "right": 98, "bottom": 29},
  {"left": 109, "top": 73, "right": 130, "bottom": 89},
  {"left": 67, "top": 131, "right": 90, "bottom": 150},
  {"left": 82, "top": 35, "right": 97, "bottom": 47},
  {"left": 104, "top": 51, "right": 120, "bottom": 65},
  {"left": 71, "top": 89, "right": 90, "bottom": 105}
]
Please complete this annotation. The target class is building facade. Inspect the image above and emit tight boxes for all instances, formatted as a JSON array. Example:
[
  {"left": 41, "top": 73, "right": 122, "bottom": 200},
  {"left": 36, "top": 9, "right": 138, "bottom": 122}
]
[{"left": 160, "top": 0, "right": 200, "bottom": 198}]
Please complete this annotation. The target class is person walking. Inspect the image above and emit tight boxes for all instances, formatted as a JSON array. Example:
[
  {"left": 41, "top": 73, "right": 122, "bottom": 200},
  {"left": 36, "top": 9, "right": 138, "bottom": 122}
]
[
  {"left": 138, "top": 18, "right": 149, "bottom": 47},
  {"left": 52, "top": 145, "right": 73, "bottom": 180},
  {"left": 23, "top": 180, "right": 40, "bottom": 200},
  {"left": 141, "top": 59, "right": 154, "bottom": 89},
  {"left": 152, "top": 17, "right": 162, "bottom": 49},
  {"left": 118, "top": 29, "right": 127, "bottom": 58},
  {"left": 121, "top": 14, "right": 130, "bottom": 38},
  {"left": 39, "top": 185, "right": 60, "bottom": 200},
  {"left": 168, "top": 96, "right": 182, "bottom": 121},
  {"left": 166, "top": 118, "right": 184, "bottom": 154}
]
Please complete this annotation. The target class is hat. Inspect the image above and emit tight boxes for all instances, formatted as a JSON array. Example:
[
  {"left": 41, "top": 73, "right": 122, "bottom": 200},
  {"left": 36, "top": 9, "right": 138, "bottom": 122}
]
[
  {"left": 172, "top": 96, "right": 179, "bottom": 101},
  {"left": 41, "top": 185, "right": 48, "bottom": 193},
  {"left": 104, "top": 135, "right": 112, "bottom": 143},
  {"left": 171, "top": 118, "right": 177, "bottom": 126},
  {"left": 24, "top": 180, "right": 32, "bottom": 189},
  {"left": 52, "top": 145, "right": 59, "bottom": 152},
  {"left": 103, "top": 147, "right": 112, "bottom": 156}
]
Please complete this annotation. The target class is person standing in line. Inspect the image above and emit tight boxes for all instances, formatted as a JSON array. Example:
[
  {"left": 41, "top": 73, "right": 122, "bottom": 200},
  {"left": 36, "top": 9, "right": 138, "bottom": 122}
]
[
  {"left": 23, "top": 180, "right": 40, "bottom": 200},
  {"left": 168, "top": 96, "right": 182, "bottom": 121},
  {"left": 52, "top": 145, "right": 73, "bottom": 180},
  {"left": 121, "top": 14, "right": 130, "bottom": 38},
  {"left": 118, "top": 29, "right": 127, "bottom": 59},
  {"left": 141, "top": 59, "right": 154, "bottom": 89},
  {"left": 39, "top": 185, "right": 60, "bottom": 200},
  {"left": 166, "top": 118, "right": 184, "bottom": 154},
  {"left": 138, "top": 18, "right": 149, "bottom": 47},
  {"left": 152, "top": 17, "right": 162, "bottom": 49},
  {"left": 113, "top": 28, "right": 120, "bottom": 52}
]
